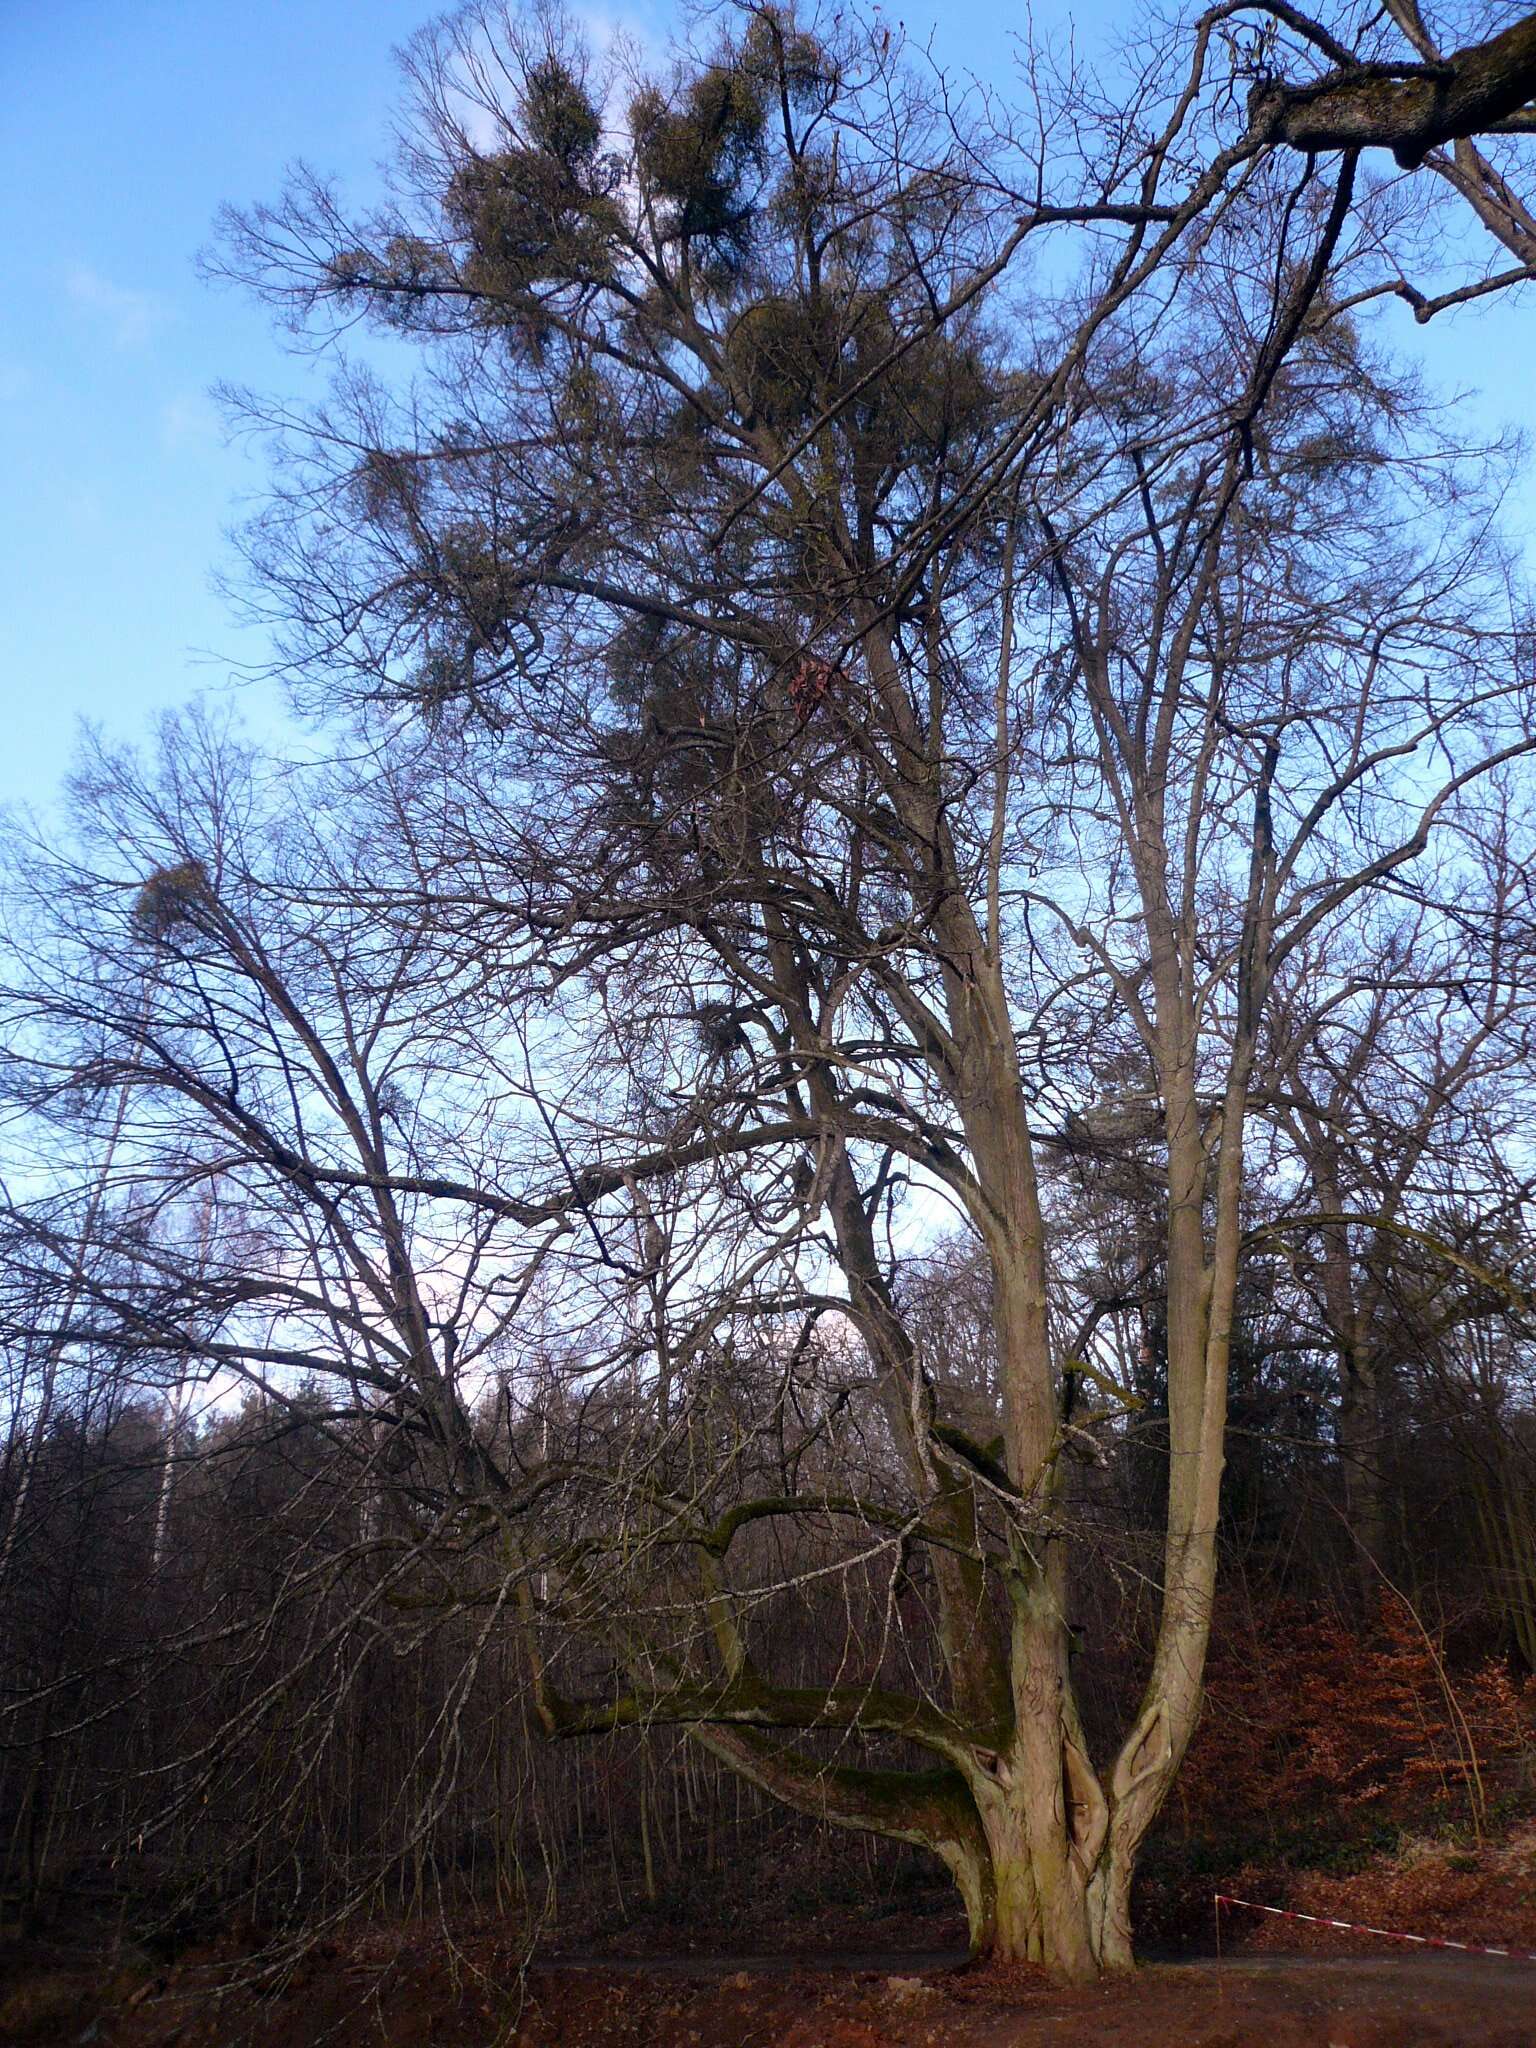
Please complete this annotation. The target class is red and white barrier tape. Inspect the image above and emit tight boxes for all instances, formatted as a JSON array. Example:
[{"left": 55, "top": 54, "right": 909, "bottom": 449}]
[{"left": 1214, "top": 1892, "right": 1536, "bottom": 1963}]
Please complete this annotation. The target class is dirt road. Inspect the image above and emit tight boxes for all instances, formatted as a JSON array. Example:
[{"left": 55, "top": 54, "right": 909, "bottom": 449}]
[{"left": 14, "top": 1934, "right": 1536, "bottom": 2046}]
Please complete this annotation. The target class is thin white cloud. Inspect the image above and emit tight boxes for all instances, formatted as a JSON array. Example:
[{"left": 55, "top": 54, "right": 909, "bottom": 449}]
[
  {"left": 62, "top": 485, "right": 106, "bottom": 527},
  {"left": 160, "top": 390, "right": 220, "bottom": 453},
  {"left": 444, "top": 3, "right": 659, "bottom": 156},
  {"left": 573, "top": 3, "right": 656, "bottom": 64},
  {"left": 452, "top": 90, "right": 504, "bottom": 154},
  {"left": 65, "top": 264, "right": 167, "bottom": 349},
  {"left": 578, "top": 4, "right": 663, "bottom": 121}
]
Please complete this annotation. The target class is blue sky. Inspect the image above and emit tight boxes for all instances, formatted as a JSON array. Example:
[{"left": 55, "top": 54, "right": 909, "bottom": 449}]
[
  {"left": 0, "top": 0, "right": 450, "bottom": 811},
  {"left": 1, "top": 0, "right": 1532, "bottom": 819}
]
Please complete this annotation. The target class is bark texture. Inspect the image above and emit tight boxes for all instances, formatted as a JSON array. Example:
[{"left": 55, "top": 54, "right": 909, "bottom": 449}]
[{"left": 1254, "top": 11, "right": 1536, "bottom": 168}]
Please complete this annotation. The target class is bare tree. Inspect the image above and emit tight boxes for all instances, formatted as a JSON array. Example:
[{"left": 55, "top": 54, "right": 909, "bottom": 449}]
[
  {"left": 1252, "top": 790, "right": 1536, "bottom": 1602},
  {"left": 5, "top": 0, "right": 1535, "bottom": 1983}
]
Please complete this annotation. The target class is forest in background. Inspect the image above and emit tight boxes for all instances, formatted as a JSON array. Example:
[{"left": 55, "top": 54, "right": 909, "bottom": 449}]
[
  {"left": 3, "top": 1295, "right": 1536, "bottom": 1955},
  {"left": 4, "top": 0, "right": 1536, "bottom": 2012}
]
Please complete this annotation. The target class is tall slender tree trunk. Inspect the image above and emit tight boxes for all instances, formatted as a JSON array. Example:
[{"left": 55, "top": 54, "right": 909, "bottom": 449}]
[{"left": 1338, "top": 1346, "right": 1388, "bottom": 1605}]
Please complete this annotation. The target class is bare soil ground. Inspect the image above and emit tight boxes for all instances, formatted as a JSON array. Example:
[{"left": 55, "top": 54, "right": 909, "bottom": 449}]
[
  {"left": 5, "top": 1931, "right": 1536, "bottom": 2048},
  {"left": 7, "top": 1824, "right": 1535, "bottom": 2046}
]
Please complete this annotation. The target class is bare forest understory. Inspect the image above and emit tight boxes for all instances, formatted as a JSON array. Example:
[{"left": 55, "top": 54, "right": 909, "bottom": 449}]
[
  {"left": 5, "top": 1611, "right": 1536, "bottom": 2044},
  {"left": 8, "top": 1885, "right": 1536, "bottom": 2048}
]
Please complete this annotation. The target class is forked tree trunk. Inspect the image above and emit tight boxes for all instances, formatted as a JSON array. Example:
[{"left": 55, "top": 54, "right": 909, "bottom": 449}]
[
  {"left": 528, "top": 688, "right": 1247, "bottom": 1982},
  {"left": 939, "top": 1712, "right": 1160, "bottom": 1977}
]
